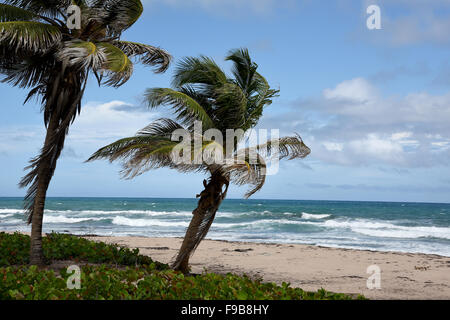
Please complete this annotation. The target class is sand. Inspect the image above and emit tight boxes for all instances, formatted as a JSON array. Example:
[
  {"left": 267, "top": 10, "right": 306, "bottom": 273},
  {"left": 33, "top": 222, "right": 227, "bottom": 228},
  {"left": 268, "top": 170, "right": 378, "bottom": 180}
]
[{"left": 83, "top": 236, "right": 450, "bottom": 300}]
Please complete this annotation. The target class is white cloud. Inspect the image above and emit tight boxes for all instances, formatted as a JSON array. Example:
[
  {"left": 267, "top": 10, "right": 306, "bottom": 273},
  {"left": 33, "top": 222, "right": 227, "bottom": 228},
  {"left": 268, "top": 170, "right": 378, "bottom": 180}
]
[
  {"left": 0, "top": 101, "right": 159, "bottom": 158},
  {"left": 262, "top": 77, "right": 450, "bottom": 168},
  {"left": 67, "top": 101, "right": 157, "bottom": 144},
  {"left": 348, "top": 134, "right": 404, "bottom": 163},
  {"left": 391, "top": 132, "right": 413, "bottom": 141},
  {"left": 323, "top": 78, "right": 377, "bottom": 103},
  {"left": 431, "top": 141, "right": 450, "bottom": 149},
  {"left": 323, "top": 142, "right": 344, "bottom": 152},
  {"left": 313, "top": 78, "right": 450, "bottom": 126}
]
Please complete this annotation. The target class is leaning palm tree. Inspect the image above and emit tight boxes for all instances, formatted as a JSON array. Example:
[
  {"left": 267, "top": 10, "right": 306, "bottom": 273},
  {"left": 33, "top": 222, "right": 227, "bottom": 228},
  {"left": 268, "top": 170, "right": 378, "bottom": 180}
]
[
  {"left": 0, "top": 0, "right": 171, "bottom": 265},
  {"left": 88, "top": 49, "right": 310, "bottom": 273}
]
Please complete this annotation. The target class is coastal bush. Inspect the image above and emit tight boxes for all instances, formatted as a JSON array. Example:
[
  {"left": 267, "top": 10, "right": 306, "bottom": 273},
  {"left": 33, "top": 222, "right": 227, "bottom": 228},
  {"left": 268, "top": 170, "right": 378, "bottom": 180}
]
[
  {"left": 0, "top": 232, "right": 363, "bottom": 300},
  {"left": 0, "top": 232, "right": 168, "bottom": 269},
  {"left": 0, "top": 265, "right": 359, "bottom": 300}
]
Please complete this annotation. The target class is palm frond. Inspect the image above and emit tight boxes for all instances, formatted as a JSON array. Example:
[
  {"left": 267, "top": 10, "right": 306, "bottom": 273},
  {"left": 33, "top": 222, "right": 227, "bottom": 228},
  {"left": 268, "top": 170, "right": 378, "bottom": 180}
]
[
  {"left": 0, "top": 3, "right": 37, "bottom": 22},
  {"left": 0, "top": 21, "right": 61, "bottom": 52},
  {"left": 172, "top": 56, "right": 228, "bottom": 89},
  {"left": 222, "top": 153, "right": 267, "bottom": 199},
  {"left": 252, "top": 134, "right": 311, "bottom": 160},
  {"left": 87, "top": 134, "right": 206, "bottom": 179},
  {"left": 57, "top": 40, "right": 107, "bottom": 71},
  {"left": 213, "top": 82, "right": 247, "bottom": 129},
  {"left": 226, "top": 135, "right": 310, "bottom": 198},
  {"left": 137, "top": 118, "right": 184, "bottom": 137},
  {"left": 244, "top": 73, "right": 279, "bottom": 130},
  {"left": 0, "top": 53, "right": 56, "bottom": 90},
  {"left": 96, "top": 42, "right": 133, "bottom": 87},
  {"left": 3, "top": 0, "right": 72, "bottom": 18},
  {"left": 178, "top": 85, "right": 215, "bottom": 118},
  {"left": 145, "top": 88, "right": 215, "bottom": 129},
  {"left": 87, "top": 118, "right": 226, "bottom": 178},
  {"left": 225, "top": 48, "right": 258, "bottom": 94},
  {"left": 120, "top": 141, "right": 199, "bottom": 179},
  {"left": 113, "top": 41, "right": 171, "bottom": 73},
  {"left": 87, "top": 118, "right": 185, "bottom": 163},
  {"left": 91, "top": 0, "right": 143, "bottom": 36}
]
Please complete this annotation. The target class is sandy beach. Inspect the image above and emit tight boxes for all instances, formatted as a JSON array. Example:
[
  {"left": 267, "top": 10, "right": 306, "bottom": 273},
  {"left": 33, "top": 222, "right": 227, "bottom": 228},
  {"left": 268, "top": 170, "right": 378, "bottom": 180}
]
[{"left": 79, "top": 236, "right": 450, "bottom": 300}]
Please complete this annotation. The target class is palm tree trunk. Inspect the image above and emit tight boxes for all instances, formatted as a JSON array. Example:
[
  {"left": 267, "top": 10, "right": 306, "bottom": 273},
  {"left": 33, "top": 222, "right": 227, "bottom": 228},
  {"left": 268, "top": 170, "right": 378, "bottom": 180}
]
[
  {"left": 172, "top": 173, "right": 229, "bottom": 273},
  {"left": 29, "top": 112, "right": 61, "bottom": 265}
]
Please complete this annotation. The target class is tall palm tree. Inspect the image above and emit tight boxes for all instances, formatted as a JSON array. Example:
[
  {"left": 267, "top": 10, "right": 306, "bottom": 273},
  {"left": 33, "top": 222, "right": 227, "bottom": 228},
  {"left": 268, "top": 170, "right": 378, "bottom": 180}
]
[
  {"left": 0, "top": 0, "right": 171, "bottom": 265},
  {"left": 88, "top": 49, "right": 310, "bottom": 273}
]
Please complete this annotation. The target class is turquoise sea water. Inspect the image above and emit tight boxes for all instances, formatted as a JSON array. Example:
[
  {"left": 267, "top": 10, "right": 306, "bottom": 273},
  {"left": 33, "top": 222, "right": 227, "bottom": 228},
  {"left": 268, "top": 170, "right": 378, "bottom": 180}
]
[{"left": 0, "top": 197, "right": 449, "bottom": 256}]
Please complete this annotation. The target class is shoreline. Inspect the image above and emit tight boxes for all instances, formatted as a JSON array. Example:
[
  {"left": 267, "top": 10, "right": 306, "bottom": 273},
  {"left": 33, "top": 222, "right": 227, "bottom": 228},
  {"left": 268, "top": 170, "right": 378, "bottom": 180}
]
[
  {"left": 84, "top": 235, "right": 449, "bottom": 300},
  {"left": 13, "top": 230, "right": 450, "bottom": 258},
  {"left": 85, "top": 234, "right": 450, "bottom": 259}
]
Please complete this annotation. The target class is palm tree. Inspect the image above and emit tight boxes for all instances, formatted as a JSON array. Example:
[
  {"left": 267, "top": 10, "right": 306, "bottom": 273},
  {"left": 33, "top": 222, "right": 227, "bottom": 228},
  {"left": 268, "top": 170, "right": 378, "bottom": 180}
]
[
  {"left": 88, "top": 49, "right": 310, "bottom": 273},
  {"left": 0, "top": 0, "right": 171, "bottom": 265}
]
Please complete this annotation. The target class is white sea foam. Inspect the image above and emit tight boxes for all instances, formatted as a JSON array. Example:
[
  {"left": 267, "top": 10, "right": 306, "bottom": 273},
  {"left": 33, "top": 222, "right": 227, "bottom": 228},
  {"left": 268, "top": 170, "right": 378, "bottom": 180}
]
[
  {"left": 0, "top": 207, "right": 195, "bottom": 217},
  {"left": 112, "top": 216, "right": 189, "bottom": 227},
  {"left": 323, "top": 219, "right": 450, "bottom": 240},
  {"left": 0, "top": 218, "right": 23, "bottom": 224},
  {"left": 0, "top": 209, "right": 23, "bottom": 214},
  {"left": 43, "top": 216, "right": 106, "bottom": 224},
  {"left": 76, "top": 210, "right": 193, "bottom": 217},
  {"left": 301, "top": 212, "right": 331, "bottom": 220},
  {"left": 0, "top": 208, "right": 69, "bottom": 214},
  {"left": 214, "top": 219, "right": 319, "bottom": 228}
]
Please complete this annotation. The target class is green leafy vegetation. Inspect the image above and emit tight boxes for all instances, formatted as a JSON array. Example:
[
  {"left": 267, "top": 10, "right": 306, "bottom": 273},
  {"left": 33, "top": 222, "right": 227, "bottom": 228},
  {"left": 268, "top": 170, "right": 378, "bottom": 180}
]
[
  {"left": 0, "top": 232, "right": 167, "bottom": 269},
  {"left": 0, "top": 232, "right": 365, "bottom": 300}
]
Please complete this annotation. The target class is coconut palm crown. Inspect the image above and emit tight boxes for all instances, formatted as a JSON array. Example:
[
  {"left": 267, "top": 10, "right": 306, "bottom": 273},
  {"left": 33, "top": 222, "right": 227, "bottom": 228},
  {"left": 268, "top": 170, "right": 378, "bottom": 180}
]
[
  {"left": 0, "top": 0, "right": 171, "bottom": 264},
  {"left": 88, "top": 48, "right": 310, "bottom": 273}
]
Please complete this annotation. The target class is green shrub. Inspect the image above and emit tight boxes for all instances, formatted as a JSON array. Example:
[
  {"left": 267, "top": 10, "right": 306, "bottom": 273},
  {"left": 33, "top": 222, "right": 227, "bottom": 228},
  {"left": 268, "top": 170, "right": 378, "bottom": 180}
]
[
  {"left": 0, "top": 232, "right": 168, "bottom": 270},
  {"left": 0, "top": 265, "right": 360, "bottom": 300},
  {"left": 0, "top": 232, "right": 30, "bottom": 266}
]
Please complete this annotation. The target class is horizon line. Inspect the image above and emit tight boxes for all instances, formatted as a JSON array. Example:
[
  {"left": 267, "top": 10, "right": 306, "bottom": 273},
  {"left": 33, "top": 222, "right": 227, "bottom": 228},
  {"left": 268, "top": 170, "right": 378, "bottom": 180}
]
[{"left": 0, "top": 196, "right": 449, "bottom": 205}]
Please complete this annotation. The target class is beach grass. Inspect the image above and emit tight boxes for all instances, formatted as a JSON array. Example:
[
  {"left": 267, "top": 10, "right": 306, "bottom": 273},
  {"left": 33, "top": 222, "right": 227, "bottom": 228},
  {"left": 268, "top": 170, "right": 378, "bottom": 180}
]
[{"left": 0, "top": 232, "right": 363, "bottom": 300}]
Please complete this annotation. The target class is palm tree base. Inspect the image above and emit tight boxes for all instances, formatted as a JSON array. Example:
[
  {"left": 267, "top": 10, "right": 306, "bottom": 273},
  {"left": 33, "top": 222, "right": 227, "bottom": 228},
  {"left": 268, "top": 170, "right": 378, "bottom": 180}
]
[{"left": 172, "top": 173, "right": 229, "bottom": 274}]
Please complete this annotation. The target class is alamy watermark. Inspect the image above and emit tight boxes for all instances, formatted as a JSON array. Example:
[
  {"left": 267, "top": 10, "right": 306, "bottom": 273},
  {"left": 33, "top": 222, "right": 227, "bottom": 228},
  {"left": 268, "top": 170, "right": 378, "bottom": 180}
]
[
  {"left": 67, "top": 5, "right": 81, "bottom": 30},
  {"left": 366, "top": 265, "right": 381, "bottom": 290},
  {"left": 66, "top": 265, "right": 81, "bottom": 290},
  {"left": 367, "top": 4, "right": 382, "bottom": 30}
]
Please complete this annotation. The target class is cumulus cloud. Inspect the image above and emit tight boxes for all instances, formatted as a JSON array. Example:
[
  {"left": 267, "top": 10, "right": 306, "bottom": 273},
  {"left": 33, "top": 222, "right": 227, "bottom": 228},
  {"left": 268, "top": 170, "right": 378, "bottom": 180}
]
[
  {"left": 0, "top": 101, "right": 159, "bottom": 158},
  {"left": 67, "top": 101, "right": 158, "bottom": 146},
  {"left": 260, "top": 77, "right": 450, "bottom": 168}
]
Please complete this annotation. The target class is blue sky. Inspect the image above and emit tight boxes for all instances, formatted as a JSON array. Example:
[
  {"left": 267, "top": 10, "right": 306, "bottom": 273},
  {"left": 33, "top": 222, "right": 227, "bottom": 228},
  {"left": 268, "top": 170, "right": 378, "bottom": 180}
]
[{"left": 1, "top": 0, "right": 450, "bottom": 203}]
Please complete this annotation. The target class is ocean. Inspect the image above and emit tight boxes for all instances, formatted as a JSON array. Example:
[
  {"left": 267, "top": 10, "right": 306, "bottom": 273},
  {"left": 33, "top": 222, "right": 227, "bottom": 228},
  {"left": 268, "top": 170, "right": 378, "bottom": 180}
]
[{"left": 0, "top": 197, "right": 449, "bottom": 257}]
